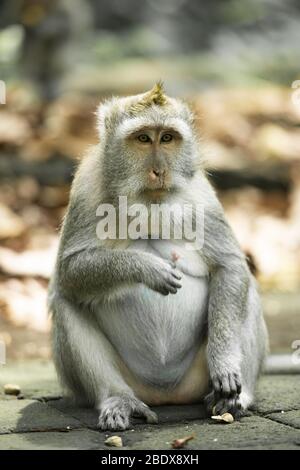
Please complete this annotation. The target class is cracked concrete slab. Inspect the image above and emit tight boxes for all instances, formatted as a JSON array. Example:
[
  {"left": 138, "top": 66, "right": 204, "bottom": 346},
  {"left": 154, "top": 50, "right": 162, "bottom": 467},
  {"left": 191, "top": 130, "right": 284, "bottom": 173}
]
[
  {"left": 252, "top": 374, "right": 300, "bottom": 414},
  {"left": 0, "top": 360, "right": 60, "bottom": 400},
  {"left": 266, "top": 410, "right": 300, "bottom": 429},
  {"left": 1, "top": 361, "right": 300, "bottom": 450},
  {"left": 119, "top": 416, "right": 300, "bottom": 450},
  {"left": 0, "top": 429, "right": 104, "bottom": 450}
]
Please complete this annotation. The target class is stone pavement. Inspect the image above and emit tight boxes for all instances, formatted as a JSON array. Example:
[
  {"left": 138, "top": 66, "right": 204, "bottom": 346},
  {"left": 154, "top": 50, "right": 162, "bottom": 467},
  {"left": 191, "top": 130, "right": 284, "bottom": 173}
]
[{"left": 0, "top": 360, "right": 300, "bottom": 450}]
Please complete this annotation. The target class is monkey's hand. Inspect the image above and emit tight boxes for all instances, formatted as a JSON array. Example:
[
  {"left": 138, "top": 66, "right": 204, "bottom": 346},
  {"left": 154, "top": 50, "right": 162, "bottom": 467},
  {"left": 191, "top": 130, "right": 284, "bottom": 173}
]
[
  {"left": 205, "top": 363, "right": 243, "bottom": 418},
  {"left": 140, "top": 253, "right": 182, "bottom": 296},
  {"left": 210, "top": 369, "right": 242, "bottom": 398}
]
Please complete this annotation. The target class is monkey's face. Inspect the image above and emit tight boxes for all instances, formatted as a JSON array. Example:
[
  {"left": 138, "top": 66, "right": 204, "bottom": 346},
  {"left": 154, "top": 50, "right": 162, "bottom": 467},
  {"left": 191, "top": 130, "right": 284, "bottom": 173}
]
[
  {"left": 98, "top": 85, "right": 198, "bottom": 201},
  {"left": 126, "top": 125, "right": 185, "bottom": 197},
  {"left": 103, "top": 115, "right": 197, "bottom": 202}
]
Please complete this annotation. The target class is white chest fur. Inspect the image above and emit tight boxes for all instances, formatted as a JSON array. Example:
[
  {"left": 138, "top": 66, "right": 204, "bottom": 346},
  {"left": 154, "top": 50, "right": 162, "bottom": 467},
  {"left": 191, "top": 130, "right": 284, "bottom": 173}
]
[{"left": 96, "top": 239, "right": 209, "bottom": 388}]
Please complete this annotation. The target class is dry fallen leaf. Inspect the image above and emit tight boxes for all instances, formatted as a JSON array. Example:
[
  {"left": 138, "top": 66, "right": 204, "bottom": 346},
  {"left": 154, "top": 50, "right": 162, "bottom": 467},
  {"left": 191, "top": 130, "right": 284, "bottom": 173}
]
[
  {"left": 104, "top": 435, "right": 123, "bottom": 447},
  {"left": 211, "top": 412, "right": 234, "bottom": 424},
  {"left": 172, "top": 435, "right": 195, "bottom": 449},
  {"left": 4, "top": 384, "right": 21, "bottom": 396}
]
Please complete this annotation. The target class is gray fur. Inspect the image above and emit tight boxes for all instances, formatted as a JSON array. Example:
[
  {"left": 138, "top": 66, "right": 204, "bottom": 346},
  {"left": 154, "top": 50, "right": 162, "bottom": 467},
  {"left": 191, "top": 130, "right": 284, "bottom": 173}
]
[{"left": 49, "top": 89, "right": 268, "bottom": 430}]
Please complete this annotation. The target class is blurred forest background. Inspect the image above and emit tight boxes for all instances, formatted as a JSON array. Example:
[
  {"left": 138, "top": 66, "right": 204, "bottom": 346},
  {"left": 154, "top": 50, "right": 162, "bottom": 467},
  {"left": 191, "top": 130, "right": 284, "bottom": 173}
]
[{"left": 0, "top": 0, "right": 300, "bottom": 361}]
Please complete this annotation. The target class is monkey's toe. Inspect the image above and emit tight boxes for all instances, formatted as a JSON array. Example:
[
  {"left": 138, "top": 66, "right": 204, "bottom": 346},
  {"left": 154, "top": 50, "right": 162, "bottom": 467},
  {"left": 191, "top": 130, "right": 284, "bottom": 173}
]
[
  {"left": 133, "top": 401, "right": 158, "bottom": 424},
  {"left": 98, "top": 408, "right": 130, "bottom": 431},
  {"left": 98, "top": 396, "right": 131, "bottom": 431}
]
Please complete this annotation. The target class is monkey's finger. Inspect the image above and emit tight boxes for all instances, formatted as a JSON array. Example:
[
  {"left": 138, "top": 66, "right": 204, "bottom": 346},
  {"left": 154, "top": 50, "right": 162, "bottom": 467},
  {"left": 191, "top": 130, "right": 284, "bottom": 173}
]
[
  {"left": 228, "top": 374, "right": 238, "bottom": 396},
  {"left": 214, "top": 397, "right": 235, "bottom": 415},
  {"left": 234, "top": 374, "right": 242, "bottom": 394},
  {"left": 153, "top": 283, "right": 171, "bottom": 295},
  {"left": 168, "top": 278, "right": 182, "bottom": 289},
  {"left": 133, "top": 402, "right": 158, "bottom": 424},
  {"left": 159, "top": 288, "right": 170, "bottom": 296},
  {"left": 170, "top": 278, "right": 182, "bottom": 288},
  {"left": 211, "top": 376, "right": 222, "bottom": 394},
  {"left": 220, "top": 375, "right": 231, "bottom": 397},
  {"left": 233, "top": 396, "right": 242, "bottom": 411},
  {"left": 166, "top": 285, "right": 178, "bottom": 294},
  {"left": 214, "top": 398, "right": 226, "bottom": 415},
  {"left": 144, "top": 409, "right": 159, "bottom": 424},
  {"left": 171, "top": 269, "right": 182, "bottom": 280},
  {"left": 227, "top": 397, "right": 243, "bottom": 418},
  {"left": 204, "top": 390, "right": 216, "bottom": 412}
]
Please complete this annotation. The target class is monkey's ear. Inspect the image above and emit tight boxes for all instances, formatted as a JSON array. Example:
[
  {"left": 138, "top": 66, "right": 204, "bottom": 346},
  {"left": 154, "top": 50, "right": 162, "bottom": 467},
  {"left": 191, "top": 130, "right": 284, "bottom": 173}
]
[
  {"left": 96, "top": 102, "right": 110, "bottom": 138},
  {"left": 96, "top": 98, "right": 121, "bottom": 139}
]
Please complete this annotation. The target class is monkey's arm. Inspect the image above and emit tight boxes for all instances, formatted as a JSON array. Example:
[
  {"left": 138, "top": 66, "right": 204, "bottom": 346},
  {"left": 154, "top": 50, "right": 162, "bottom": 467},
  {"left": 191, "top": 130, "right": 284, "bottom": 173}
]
[
  {"left": 203, "top": 207, "right": 250, "bottom": 397},
  {"left": 58, "top": 244, "right": 180, "bottom": 298},
  {"left": 56, "top": 201, "right": 181, "bottom": 299}
]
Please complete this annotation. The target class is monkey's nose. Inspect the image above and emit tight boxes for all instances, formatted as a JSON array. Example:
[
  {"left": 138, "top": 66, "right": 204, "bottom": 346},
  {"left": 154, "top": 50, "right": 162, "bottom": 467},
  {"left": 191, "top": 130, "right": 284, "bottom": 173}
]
[{"left": 149, "top": 168, "right": 165, "bottom": 181}]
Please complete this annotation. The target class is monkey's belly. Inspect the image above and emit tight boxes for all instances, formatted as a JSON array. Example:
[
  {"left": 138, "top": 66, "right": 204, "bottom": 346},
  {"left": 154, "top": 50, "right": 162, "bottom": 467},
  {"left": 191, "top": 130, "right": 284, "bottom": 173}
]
[
  {"left": 118, "top": 342, "right": 209, "bottom": 405},
  {"left": 96, "top": 240, "right": 209, "bottom": 392}
]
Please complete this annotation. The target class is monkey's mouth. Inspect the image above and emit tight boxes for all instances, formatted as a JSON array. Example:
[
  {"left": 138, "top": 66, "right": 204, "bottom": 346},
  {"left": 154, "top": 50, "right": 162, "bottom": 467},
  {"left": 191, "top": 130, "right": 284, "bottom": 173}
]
[
  {"left": 146, "top": 175, "right": 172, "bottom": 191},
  {"left": 140, "top": 173, "right": 174, "bottom": 198},
  {"left": 144, "top": 188, "right": 167, "bottom": 195},
  {"left": 141, "top": 185, "right": 175, "bottom": 200}
]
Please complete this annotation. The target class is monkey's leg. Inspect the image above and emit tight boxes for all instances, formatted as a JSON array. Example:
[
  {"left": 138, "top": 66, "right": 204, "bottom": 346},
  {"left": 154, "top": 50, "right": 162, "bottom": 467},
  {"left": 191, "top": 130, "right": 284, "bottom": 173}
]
[
  {"left": 51, "top": 295, "right": 158, "bottom": 430},
  {"left": 202, "top": 202, "right": 261, "bottom": 417},
  {"left": 205, "top": 278, "right": 267, "bottom": 418}
]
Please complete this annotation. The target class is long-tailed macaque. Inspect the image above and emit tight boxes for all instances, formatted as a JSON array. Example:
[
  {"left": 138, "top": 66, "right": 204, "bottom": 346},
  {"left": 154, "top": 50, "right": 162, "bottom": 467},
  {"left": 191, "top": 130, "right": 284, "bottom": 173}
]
[{"left": 49, "top": 84, "right": 268, "bottom": 430}]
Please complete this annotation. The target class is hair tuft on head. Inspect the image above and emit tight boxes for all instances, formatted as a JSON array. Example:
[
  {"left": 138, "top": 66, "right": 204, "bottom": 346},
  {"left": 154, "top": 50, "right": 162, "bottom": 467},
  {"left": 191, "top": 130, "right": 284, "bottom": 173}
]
[
  {"left": 147, "top": 81, "right": 167, "bottom": 106},
  {"left": 128, "top": 82, "right": 167, "bottom": 115}
]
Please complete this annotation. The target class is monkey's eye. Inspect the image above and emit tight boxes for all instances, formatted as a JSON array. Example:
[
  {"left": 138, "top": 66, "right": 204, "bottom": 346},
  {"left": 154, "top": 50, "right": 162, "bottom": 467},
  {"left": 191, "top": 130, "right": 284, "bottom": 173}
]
[
  {"left": 137, "top": 134, "right": 151, "bottom": 143},
  {"left": 160, "top": 133, "right": 173, "bottom": 143}
]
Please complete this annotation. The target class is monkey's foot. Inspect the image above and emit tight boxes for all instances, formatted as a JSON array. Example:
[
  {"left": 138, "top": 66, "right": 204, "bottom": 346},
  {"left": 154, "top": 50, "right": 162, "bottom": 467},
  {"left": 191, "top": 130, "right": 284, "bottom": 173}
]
[{"left": 98, "top": 396, "right": 158, "bottom": 431}]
